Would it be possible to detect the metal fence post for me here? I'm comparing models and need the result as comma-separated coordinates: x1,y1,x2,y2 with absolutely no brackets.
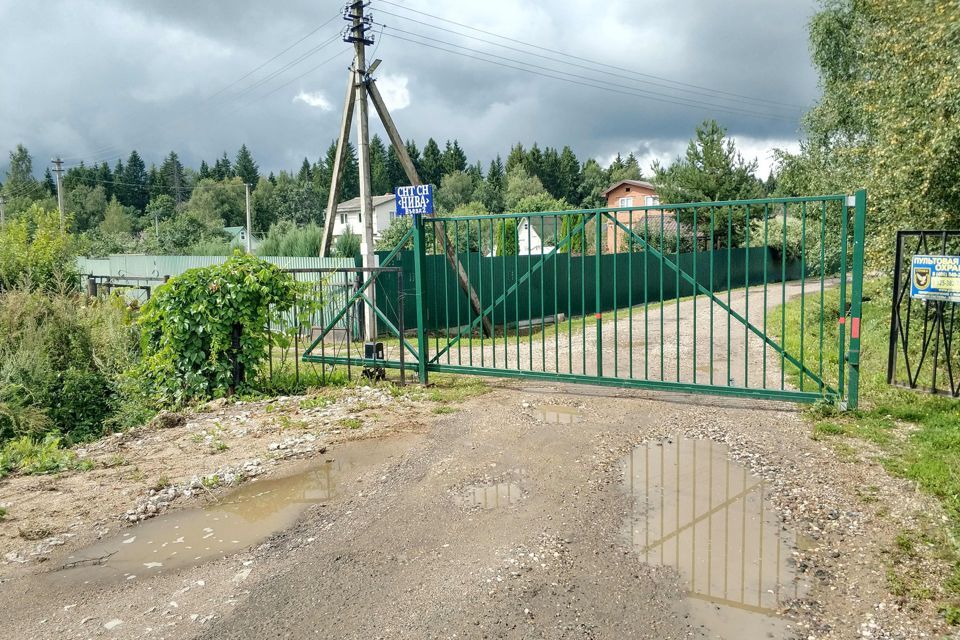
846,189,867,409
412,214,429,384
595,212,603,378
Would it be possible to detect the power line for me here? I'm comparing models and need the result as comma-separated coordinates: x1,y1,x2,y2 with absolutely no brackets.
64,13,346,168
374,0,806,111
206,12,343,100
374,7,803,115
376,28,798,122
376,23,797,119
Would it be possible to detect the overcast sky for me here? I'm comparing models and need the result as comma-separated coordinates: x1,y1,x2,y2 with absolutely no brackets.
0,0,821,183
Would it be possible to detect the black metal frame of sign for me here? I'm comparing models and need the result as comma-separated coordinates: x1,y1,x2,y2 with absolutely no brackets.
888,230,960,397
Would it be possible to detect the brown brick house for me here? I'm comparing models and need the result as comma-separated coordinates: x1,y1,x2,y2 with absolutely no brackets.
601,179,676,253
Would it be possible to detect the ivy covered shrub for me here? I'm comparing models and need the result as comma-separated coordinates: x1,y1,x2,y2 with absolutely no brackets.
137,253,298,405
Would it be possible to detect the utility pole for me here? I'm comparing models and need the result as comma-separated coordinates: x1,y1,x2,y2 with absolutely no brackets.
320,1,491,338
0,194,6,228
51,157,65,231
347,0,377,338
245,183,253,253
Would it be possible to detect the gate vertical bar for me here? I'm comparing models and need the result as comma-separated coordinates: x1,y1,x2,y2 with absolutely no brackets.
412,214,429,384
846,189,867,409
596,212,603,378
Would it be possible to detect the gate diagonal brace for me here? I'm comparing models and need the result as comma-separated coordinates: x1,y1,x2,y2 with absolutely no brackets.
301,263,418,362
605,213,833,395
429,213,589,364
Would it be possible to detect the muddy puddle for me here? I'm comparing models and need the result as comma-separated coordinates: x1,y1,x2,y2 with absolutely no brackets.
624,438,809,639
457,469,526,509
534,405,580,424
54,439,406,585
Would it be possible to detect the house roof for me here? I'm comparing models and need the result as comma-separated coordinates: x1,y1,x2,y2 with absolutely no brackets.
334,193,396,213
602,179,657,197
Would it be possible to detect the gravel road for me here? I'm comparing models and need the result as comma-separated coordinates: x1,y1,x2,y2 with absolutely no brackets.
0,283,947,639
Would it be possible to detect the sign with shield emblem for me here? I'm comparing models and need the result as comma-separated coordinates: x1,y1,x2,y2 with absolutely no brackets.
910,254,960,302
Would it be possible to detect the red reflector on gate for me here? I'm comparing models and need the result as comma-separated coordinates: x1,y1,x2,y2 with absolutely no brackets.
851,317,861,339
838,317,846,325
595,313,602,320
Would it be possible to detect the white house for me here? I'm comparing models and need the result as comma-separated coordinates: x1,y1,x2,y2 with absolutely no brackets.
330,193,398,242
518,218,555,255
489,217,556,256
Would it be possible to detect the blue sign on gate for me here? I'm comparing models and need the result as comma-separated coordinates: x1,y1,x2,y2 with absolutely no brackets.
394,184,434,216
910,254,960,303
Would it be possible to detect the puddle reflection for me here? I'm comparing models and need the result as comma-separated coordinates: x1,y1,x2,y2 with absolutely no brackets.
57,457,355,584
534,405,580,424
625,438,808,638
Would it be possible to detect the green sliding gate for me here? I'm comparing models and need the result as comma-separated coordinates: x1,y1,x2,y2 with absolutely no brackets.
303,191,867,407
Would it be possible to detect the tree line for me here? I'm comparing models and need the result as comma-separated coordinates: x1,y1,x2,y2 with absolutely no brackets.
1,121,773,258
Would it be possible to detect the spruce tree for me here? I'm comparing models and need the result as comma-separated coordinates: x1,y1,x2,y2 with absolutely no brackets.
557,146,582,204
505,143,525,174
370,135,391,194
420,138,443,187
298,157,312,183
121,150,149,211
159,152,186,205
42,167,56,196
96,162,114,200
235,144,260,186
198,160,212,181
441,139,467,175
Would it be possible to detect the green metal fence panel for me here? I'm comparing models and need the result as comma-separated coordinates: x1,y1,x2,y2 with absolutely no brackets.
305,193,866,408
373,247,805,333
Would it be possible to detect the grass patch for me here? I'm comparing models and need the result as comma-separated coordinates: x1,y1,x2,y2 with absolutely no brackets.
770,277,960,623
0,435,92,478
299,393,336,410
338,417,362,430
424,376,490,404
151,474,172,492
432,405,457,415
0,506,7,520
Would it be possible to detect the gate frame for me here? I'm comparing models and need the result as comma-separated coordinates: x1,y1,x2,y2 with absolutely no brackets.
304,191,867,408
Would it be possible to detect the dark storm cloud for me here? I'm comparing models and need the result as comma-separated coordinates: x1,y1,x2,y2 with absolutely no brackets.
0,0,820,180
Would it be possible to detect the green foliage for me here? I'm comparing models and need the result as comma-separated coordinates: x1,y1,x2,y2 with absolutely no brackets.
748,215,805,261
495,218,518,256
437,171,476,212
234,144,260,187
137,253,298,404
375,216,414,252
0,204,76,291
0,434,83,478
793,0,960,267
255,221,324,257
185,177,245,228
100,197,135,234
558,213,584,254
505,166,547,210
619,217,696,254
771,279,960,622
0,289,141,444
333,229,361,259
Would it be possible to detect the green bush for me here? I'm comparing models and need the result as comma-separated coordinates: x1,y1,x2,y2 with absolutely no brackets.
137,253,298,405
0,289,140,445
256,221,325,257
0,204,76,291
749,215,804,261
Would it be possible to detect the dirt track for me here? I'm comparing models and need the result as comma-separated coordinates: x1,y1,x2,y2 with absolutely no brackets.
0,285,948,639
